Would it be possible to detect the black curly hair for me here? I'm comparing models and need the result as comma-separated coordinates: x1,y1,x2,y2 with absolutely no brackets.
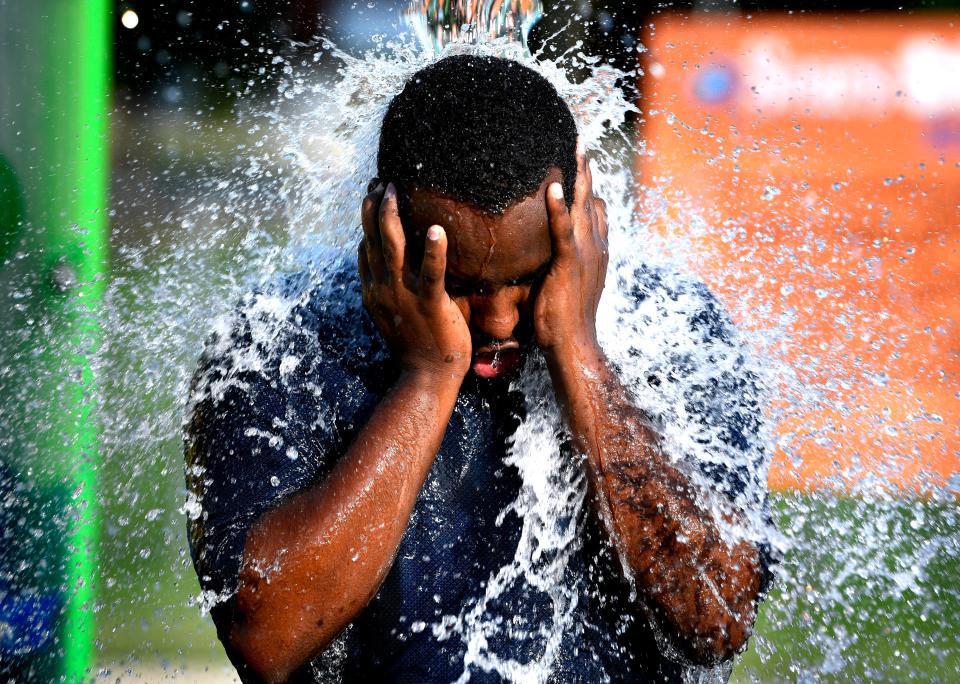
377,54,578,215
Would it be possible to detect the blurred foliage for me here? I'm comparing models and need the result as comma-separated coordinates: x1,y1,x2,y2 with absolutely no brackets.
0,155,23,265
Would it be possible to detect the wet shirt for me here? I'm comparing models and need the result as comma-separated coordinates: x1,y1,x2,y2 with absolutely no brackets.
185,253,776,684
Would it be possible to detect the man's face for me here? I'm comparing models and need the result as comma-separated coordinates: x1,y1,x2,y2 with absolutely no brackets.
402,168,563,380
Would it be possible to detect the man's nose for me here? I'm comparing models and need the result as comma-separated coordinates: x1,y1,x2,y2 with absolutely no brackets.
469,288,522,341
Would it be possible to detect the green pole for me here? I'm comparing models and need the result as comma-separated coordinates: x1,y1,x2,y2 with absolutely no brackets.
42,2,111,680
0,1,109,680
51,4,110,679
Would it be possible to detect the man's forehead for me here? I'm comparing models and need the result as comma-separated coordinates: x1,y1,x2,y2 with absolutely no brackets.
445,240,551,283
439,197,552,281
405,177,556,280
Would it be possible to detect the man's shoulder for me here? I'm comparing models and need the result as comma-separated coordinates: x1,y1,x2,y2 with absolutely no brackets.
606,260,756,398
615,261,737,345
605,259,770,504
194,252,382,388
237,252,370,352
184,250,392,462
286,249,374,347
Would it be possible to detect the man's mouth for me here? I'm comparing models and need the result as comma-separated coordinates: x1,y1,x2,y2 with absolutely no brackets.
471,341,521,379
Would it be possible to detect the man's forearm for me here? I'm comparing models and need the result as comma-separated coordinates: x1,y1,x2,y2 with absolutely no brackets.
546,341,763,665
230,368,463,683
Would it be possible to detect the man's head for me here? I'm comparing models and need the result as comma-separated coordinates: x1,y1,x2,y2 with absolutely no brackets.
378,54,577,214
376,55,578,379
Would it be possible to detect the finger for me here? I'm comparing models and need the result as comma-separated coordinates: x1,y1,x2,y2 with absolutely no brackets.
357,239,372,285
366,176,381,193
362,184,386,277
358,242,374,311
379,183,406,278
594,196,608,243
595,202,609,273
574,139,593,208
546,182,576,264
420,225,448,302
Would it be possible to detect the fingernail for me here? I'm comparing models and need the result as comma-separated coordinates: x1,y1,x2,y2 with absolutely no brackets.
427,225,442,241
577,139,585,156
385,182,396,198
549,183,564,200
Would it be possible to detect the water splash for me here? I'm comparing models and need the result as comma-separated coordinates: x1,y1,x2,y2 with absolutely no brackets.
403,0,543,54
433,358,586,683
2,4,952,681
180,34,782,681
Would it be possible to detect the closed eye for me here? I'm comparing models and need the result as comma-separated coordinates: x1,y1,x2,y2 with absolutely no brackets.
446,262,550,296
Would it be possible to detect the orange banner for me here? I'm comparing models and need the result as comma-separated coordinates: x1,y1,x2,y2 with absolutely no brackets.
639,14,960,492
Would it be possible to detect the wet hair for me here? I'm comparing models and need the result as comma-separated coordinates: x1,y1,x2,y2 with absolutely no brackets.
377,54,577,215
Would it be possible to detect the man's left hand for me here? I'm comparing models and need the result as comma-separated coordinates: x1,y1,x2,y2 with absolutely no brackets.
534,146,609,360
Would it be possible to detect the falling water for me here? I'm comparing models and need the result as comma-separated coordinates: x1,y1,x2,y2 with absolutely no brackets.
403,0,543,54
167,11,960,676
0,1,957,681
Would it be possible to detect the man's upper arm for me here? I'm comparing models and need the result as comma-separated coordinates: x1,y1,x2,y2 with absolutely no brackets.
183,291,378,612
185,369,323,601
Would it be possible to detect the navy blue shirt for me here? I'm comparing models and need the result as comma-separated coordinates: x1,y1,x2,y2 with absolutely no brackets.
185,252,775,683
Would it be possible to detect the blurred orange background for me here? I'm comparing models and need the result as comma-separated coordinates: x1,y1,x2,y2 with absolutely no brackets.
638,15,960,492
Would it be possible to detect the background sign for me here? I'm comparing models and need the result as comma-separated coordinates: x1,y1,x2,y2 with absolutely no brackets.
639,15,960,492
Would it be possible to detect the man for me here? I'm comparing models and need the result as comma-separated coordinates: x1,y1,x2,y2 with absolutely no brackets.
185,54,777,683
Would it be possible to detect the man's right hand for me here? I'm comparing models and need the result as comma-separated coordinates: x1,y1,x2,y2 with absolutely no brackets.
359,182,472,380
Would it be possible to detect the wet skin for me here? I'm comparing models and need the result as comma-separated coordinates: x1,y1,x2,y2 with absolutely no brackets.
227,150,766,683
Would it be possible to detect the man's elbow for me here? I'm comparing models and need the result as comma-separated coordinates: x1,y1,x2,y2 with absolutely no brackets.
673,546,768,665
674,614,753,666
226,589,326,684
228,619,297,684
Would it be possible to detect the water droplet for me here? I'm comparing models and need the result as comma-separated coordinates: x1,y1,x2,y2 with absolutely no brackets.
761,185,781,201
